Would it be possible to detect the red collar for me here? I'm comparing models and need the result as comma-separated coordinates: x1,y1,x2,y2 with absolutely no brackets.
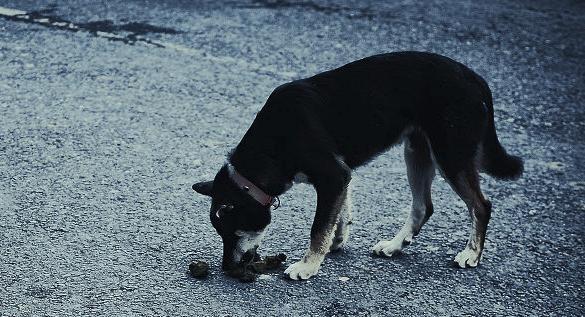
227,164,276,207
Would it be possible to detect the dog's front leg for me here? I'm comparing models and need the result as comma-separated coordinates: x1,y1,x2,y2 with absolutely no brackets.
285,167,351,280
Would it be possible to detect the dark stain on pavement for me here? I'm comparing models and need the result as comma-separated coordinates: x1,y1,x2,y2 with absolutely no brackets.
78,20,181,35
0,7,181,46
240,0,374,19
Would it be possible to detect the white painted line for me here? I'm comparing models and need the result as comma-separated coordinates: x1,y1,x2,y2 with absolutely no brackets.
96,31,125,40
0,5,297,79
0,7,26,16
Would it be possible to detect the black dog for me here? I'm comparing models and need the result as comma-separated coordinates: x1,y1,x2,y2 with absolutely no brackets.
193,52,523,280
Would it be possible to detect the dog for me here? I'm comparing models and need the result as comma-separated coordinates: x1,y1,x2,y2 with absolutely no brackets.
192,51,523,280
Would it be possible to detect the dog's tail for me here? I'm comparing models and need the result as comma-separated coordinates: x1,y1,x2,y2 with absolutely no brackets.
479,84,524,180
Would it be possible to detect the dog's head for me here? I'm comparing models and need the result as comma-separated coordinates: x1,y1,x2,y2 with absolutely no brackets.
193,164,271,270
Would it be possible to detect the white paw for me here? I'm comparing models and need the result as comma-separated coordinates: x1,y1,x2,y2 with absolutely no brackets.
372,238,409,257
454,247,481,268
284,259,321,280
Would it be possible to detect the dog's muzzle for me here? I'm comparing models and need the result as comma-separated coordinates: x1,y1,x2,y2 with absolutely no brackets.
222,246,259,270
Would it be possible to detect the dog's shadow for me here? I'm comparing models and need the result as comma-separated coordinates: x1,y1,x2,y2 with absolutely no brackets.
369,250,409,260
328,248,412,264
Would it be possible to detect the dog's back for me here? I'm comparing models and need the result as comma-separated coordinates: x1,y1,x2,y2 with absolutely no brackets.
262,52,521,180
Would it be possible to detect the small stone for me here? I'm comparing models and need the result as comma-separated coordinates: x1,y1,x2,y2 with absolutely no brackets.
426,245,440,252
339,276,350,282
546,161,565,171
257,274,272,280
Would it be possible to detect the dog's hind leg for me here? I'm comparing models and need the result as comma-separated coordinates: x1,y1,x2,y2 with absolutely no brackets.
443,166,492,268
373,130,435,257
330,181,352,251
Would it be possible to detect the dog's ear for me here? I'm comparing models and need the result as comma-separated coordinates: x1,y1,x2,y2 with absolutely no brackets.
192,181,213,197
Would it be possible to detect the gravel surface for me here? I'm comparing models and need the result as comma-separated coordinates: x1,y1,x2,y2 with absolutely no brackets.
0,0,583,316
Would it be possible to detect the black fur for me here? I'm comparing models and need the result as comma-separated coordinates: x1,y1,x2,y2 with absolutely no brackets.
193,51,523,272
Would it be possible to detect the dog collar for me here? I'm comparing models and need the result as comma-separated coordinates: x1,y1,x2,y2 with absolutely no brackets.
227,164,278,208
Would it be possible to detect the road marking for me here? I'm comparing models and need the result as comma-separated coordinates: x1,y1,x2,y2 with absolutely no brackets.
0,7,26,16
0,5,297,79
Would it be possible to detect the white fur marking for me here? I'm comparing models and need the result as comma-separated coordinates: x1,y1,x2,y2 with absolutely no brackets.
233,229,265,263
284,251,324,280
286,173,349,280
331,183,353,251
454,211,482,268
372,232,413,257
454,247,480,268
293,172,310,184
372,215,415,257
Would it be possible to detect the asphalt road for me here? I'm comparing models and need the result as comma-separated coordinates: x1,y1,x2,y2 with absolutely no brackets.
0,0,584,316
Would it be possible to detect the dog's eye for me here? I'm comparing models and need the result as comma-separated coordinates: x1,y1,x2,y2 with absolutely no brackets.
215,204,235,218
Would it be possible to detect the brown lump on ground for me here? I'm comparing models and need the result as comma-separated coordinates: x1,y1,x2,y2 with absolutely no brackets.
189,260,209,279
225,253,287,283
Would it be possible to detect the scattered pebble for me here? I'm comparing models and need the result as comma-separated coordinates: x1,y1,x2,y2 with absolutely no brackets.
568,181,585,190
339,276,350,282
257,274,272,281
546,161,565,171
426,245,440,252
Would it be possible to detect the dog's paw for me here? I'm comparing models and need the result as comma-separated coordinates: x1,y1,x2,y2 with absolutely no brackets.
454,247,480,268
372,239,409,257
284,260,321,280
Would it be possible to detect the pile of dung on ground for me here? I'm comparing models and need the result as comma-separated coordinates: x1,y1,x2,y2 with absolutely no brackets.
188,253,287,283
225,253,287,283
